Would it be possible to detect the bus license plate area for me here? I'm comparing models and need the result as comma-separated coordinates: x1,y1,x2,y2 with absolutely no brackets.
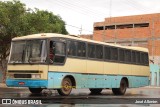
18,82,25,85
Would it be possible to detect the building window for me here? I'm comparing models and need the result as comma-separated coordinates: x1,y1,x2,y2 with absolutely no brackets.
105,25,115,30
134,23,149,28
117,24,133,29
94,26,104,30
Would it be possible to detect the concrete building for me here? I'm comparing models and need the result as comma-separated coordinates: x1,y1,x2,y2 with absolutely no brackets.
93,13,160,65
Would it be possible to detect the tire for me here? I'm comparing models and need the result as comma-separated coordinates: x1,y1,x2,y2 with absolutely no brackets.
112,79,127,95
89,88,103,94
29,88,43,94
57,77,72,96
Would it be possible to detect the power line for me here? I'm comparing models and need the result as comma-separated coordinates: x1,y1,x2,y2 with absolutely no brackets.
66,23,117,39
123,0,151,13
61,0,109,17
48,0,107,19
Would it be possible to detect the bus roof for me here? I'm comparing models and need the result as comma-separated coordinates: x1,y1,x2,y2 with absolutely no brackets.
12,33,148,52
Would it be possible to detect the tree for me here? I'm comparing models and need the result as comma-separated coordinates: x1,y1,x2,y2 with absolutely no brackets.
0,0,68,82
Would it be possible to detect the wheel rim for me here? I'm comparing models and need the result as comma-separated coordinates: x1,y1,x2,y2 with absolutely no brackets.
62,79,72,94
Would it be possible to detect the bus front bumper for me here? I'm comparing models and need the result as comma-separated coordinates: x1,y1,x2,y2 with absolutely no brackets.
6,79,48,88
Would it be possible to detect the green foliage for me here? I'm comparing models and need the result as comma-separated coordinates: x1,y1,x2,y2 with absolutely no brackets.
0,0,68,80
23,9,68,35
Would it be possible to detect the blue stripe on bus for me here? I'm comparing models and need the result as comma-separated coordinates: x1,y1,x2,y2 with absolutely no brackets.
6,72,149,89
6,79,48,88
48,72,149,89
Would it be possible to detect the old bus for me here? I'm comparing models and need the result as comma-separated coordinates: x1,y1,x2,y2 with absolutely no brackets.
6,33,150,96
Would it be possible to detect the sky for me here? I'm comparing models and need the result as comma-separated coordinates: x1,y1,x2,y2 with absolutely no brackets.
2,0,160,35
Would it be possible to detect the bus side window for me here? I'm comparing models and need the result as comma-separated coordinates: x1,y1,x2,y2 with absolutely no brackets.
119,49,125,62
144,53,149,65
104,46,111,60
54,42,66,64
136,52,140,64
132,51,136,64
68,40,77,56
77,42,86,57
88,44,96,58
111,47,118,61
96,45,103,59
125,50,131,63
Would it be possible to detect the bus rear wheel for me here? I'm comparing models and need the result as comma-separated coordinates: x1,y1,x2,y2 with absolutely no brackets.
89,88,103,94
29,88,43,94
57,77,72,96
112,79,127,95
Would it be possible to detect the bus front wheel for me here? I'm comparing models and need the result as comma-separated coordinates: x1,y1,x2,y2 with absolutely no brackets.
29,88,43,94
57,77,72,96
112,79,127,95
89,88,103,94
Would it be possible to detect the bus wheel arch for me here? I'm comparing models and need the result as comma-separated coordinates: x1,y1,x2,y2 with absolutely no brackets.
64,75,76,88
122,77,129,88
112,77,128,95
29,88,43,94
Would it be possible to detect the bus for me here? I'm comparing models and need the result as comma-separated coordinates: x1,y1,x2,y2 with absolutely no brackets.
6,33,150,96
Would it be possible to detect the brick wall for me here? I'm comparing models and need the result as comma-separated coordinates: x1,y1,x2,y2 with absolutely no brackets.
93,13,160,64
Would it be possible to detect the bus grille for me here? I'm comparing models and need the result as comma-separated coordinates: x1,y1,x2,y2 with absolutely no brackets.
14,74,31,78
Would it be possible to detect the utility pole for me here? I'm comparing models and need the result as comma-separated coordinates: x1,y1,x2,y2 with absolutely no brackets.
79,25,82,35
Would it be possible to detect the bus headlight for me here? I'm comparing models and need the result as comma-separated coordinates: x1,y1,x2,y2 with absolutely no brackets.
32,74,41,79
8,74,14,78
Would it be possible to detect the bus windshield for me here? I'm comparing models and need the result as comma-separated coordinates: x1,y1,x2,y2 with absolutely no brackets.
9,40,47,64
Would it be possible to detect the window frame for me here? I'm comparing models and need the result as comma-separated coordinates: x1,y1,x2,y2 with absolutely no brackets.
49,37,149,66
49,39,67,65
